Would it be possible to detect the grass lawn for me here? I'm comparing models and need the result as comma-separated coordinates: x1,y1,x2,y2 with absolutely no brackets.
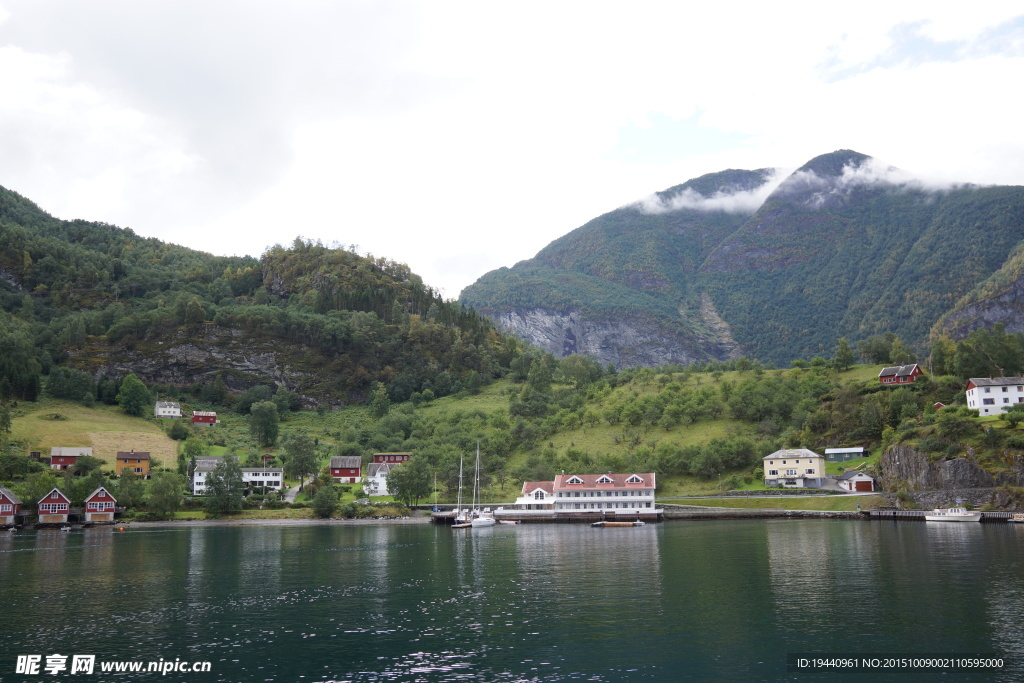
171,508,315,521
10,398,177,469
675,495,885,511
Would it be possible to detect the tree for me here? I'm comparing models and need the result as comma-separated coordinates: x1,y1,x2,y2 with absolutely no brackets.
204,455,244,514
115,469,145,508
833,337,855,372
116,373,151,417
182,437,209,460
282,433,319,491
1004,403,1024,429
0,404,11,435
386,455,431,506
368,382,392,419
249,401,279,446
312,485,339,518
147,472,185,519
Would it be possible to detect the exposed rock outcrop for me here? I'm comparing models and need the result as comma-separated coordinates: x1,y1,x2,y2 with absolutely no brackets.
878,445,998,490
493,306,738,369
70,325,323,406
939,273,1024,338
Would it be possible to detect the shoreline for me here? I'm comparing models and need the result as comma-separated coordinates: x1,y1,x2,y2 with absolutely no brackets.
79,516,434,530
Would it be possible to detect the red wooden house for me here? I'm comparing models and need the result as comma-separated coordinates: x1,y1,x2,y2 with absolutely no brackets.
37,488,71,524
878,364,923,385
0,487,22,526
191,411,219,426
372,452,411,465
330,456,362,483
84,487,117,523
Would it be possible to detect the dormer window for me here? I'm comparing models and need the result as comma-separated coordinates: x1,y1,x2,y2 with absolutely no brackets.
625,475,643,484
566,476,584,485
533,490,546,499
596,475,613,484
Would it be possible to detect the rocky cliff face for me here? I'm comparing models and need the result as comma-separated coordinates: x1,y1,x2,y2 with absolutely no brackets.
71,325,323,405
493,304,739,368
878,444,1024,490
939,273,1024,338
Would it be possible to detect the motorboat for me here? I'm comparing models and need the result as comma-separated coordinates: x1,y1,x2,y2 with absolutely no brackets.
924,507,982,522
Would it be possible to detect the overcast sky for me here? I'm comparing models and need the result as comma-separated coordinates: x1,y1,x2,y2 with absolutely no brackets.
2,2,1023,298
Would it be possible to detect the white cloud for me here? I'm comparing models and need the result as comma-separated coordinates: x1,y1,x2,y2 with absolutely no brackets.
635,171,783,215
0,2,1022,297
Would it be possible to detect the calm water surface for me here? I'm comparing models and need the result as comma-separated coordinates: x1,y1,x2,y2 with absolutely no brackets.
1,520,1022,682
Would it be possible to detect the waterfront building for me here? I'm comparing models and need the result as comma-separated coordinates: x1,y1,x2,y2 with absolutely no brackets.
37,488,71,524
84,487,117,523
0,487,22,525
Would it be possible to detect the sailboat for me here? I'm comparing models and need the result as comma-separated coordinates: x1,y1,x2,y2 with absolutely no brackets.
469,443,496,527
452,452,472,528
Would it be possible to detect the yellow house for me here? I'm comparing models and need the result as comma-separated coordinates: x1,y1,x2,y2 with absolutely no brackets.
763,448,826,488
116,451,151,478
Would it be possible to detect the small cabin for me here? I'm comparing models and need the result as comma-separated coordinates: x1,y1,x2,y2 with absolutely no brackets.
84,487,117,523
37,488,71,524
330,456,362,483
191,411,219,425
825,447,864,462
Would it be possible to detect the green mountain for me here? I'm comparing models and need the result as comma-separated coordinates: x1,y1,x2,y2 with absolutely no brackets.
0,185,518,405
461,150,1024,366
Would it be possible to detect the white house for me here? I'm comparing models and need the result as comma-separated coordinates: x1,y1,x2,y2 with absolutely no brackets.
836,471,875,492
154,401,182,418
965,377,1024,416
193,466,284,494
364,462,394,496
550,472,658,515
763,448,826,488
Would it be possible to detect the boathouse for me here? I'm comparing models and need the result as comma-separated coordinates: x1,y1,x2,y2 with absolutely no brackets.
84,487,117,523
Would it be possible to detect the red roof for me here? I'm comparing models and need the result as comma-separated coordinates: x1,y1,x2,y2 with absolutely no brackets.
521,481,553,495
553,473,655,491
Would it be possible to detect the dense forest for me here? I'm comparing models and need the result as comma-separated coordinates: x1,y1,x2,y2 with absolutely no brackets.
0,185,519,406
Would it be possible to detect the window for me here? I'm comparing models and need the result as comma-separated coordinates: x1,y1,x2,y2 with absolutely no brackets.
785,469,798,476
533,490,545,500
566,476,584,485
983,398,995,405
985,387,991,393
597,475,613,484
805,469,815,475
626,475,643,483
768,470,778,476
1,504,11,512
1005,398,1010,404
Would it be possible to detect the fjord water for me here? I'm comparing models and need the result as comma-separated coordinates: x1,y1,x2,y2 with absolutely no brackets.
2,520,1023,682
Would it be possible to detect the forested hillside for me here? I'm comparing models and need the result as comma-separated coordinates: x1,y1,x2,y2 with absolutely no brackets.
0,185,519,406
462,150,1024,367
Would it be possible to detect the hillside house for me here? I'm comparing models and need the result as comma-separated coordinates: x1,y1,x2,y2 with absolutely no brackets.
116,451,151,478
837,471,875,492
878,364,923,385
49,447,92,471
37,488,71,524
965,377,1024,416
763,448,826,488
330,456,362,484
825,447,864,462
154,401,182,418
0,487,22,526
84,487,117,523
550,472,658,515
373,452,411,465
191,411,219,426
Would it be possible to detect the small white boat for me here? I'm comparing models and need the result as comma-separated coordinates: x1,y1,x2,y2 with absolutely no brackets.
498,520,520,525
925,507,982,522
592,520,646,527
1011,513,1024,523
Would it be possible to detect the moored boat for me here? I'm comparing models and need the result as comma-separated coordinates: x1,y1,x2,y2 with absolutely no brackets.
1011,513,1024,523
924,507,982,522
592,521,646,527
